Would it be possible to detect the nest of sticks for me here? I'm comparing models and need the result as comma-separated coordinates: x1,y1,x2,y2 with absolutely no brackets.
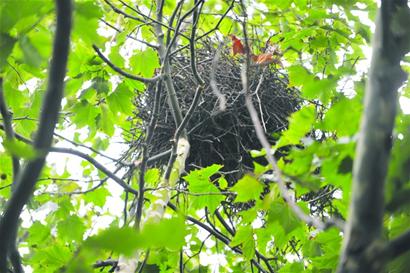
130,41,301,182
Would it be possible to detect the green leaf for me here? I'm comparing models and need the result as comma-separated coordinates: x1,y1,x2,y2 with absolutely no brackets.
31,243,72,272
71,100,100,128
85,227,142,256
91,77,110,94
19,36,42,67
97,104,115,136
288,65,312,87
27,221,51,246
230,225,255,260
73,12,103,45
322,96,361,136
278,262,304,273
276,106,316,149
107,83,134,115
75,1,102,18
129,48,160,78
2,139,37,159
310,228,341,269
145,168,161,186
268,201,302,234
83,187,111,207
142,216,187,250
184,164,224,212
303,77,337,104
231,174,264,202
218,176,228,189
57,215,86,242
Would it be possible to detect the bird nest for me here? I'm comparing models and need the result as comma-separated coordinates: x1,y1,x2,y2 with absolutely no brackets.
130,41,301,182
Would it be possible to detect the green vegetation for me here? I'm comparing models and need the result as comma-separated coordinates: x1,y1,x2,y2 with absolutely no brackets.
0,0,410,272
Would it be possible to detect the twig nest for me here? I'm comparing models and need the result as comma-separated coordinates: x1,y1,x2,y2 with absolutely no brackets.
132,41,300,182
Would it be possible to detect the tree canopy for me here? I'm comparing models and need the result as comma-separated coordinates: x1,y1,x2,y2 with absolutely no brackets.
0,0,410,273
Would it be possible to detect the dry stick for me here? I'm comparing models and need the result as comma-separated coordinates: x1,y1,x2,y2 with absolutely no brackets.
161,0,205,66
92,45,162,84
0,0,72,271
103,0,145,23
170,0,235,57
0,126,138,195
210,42,227,111
135,82,163,229
189,0,205,86
238,0,326,231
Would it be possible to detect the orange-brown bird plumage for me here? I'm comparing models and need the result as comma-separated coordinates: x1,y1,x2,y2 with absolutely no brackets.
229,34,245,55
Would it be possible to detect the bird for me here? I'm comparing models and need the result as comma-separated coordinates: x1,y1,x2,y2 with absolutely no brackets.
229,34,245,55
229,35,283,66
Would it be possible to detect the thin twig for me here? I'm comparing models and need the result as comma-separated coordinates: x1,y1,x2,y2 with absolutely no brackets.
170,0,235,56
168,202,268,273
210,42,227,111
189,0,205,86
135,82,163,228
53,132,129,165
92,45,162,83
0,125,138,195
99,18,158,49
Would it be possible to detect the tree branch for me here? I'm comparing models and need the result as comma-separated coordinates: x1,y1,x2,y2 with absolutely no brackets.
0,0,72,271
135,82,163,228
337,0,410,272
168,203,269,273
92,45,162,83
0,78,20,186
163,85,202,181
170,0,235,57
154,0,184,126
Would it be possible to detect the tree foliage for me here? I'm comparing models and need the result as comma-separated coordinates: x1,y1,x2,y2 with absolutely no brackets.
0,0,410,273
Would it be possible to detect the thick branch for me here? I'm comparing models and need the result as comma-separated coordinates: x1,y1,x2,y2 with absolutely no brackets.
0,0,72,271
337,1,409,272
